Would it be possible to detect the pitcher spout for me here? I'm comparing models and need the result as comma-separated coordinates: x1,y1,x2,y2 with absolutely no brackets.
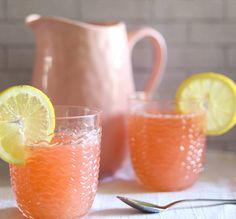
25,14,42,28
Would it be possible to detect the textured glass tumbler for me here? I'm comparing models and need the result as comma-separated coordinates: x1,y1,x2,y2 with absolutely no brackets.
10,106,102,219
128,95,206,191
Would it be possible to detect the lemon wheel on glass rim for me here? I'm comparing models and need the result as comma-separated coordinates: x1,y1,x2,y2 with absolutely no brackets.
176,72,236,136
0,85,55,164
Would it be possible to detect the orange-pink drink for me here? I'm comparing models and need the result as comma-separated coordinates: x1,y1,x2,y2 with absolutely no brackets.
128,99,206,191
10,139,100,219
9,106,102,219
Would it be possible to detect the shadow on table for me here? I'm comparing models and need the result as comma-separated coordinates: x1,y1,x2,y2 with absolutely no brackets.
0,160,11,188
199,151,236,190
0,207,26,219
98,179,150,194
89,207,143,217
90,204,236,218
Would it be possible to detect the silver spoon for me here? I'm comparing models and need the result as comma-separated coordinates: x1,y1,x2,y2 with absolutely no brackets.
117,196,236,214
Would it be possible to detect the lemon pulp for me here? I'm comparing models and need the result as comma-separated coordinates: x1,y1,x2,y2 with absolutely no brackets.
0,85,55,164
176,72,236,136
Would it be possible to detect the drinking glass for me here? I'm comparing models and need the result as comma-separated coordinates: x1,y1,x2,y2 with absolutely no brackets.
10,106,102,219
128,93,206,191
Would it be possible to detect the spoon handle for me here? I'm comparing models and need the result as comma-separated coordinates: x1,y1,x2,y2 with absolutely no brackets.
166,199,236,209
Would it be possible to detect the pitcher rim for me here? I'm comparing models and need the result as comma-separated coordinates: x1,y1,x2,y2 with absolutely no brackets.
25,14,126,30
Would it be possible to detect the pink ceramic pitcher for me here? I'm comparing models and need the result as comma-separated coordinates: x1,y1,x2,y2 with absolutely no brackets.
26,14,167,178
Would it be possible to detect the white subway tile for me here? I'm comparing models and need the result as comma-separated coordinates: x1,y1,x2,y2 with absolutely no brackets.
151,0,223,19
0,0,4,19
185,67,228,75
128,23,187,43
225,72,236,82
0,24,33,44
127,36,153,50
6,0,81,19
80,0,151,20
134,68,198,98
132,47,153,69
133,67,183,94
158,70,187,97
191,24,236,43
227,48,236,67
133,71,150,91
226,0,236,18
0,48,5,68
0,71,31,90
7,48,34,69
168,46,224,68
133,69,169,92
154,24,187,43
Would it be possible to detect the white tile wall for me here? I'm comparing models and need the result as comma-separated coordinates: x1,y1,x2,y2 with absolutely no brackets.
152,24,188,43
0,71,31,90
0,0,235,150
0,48,5,69
6,0,82,20
227,47,236,67
0,24,33,45
80,0,151,20
133,68,187,97
226,0,236,18
157,69,187,97
7,47,34,69
151,0,223,19
0,0,4,19
128,23,188,44
191,24,236,43
132,47,153,69
226,72,236,82
168,46,224,68
133,72,151,91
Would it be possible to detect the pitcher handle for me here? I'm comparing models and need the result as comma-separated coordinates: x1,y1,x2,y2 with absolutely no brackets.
128,28,167,94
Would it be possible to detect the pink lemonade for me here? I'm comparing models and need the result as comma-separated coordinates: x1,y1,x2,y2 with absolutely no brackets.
10,139,100,219
129,111,206,191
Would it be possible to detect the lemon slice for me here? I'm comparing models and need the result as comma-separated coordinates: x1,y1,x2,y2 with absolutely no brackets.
0,85,55,164
176,72,236,136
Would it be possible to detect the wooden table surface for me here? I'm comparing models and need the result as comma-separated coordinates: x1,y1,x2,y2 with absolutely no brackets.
1,149,236,219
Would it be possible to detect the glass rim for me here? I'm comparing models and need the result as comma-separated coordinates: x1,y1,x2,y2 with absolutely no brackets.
129,93,204,105
128,93,207,116
53,105,102,120
0,105,102,123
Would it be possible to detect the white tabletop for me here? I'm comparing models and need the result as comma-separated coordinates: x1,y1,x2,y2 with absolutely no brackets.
1,149,236,219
